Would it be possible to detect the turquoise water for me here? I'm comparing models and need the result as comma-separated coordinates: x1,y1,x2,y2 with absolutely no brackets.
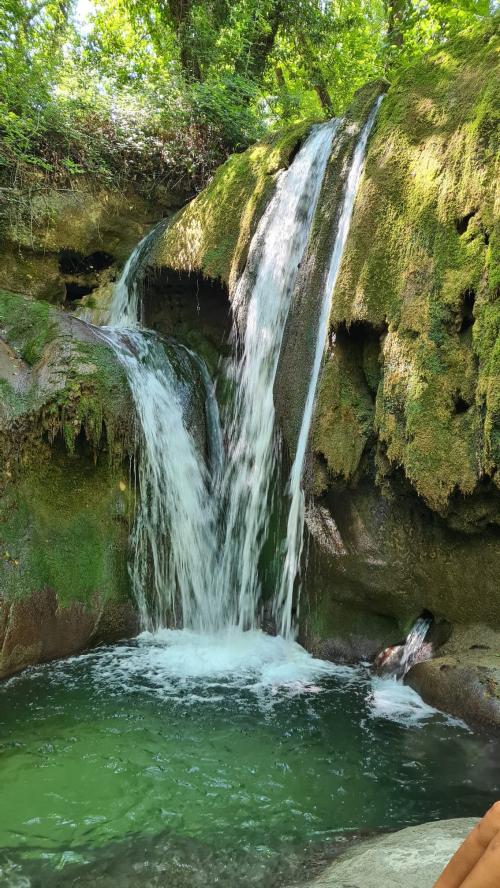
0,631,498,887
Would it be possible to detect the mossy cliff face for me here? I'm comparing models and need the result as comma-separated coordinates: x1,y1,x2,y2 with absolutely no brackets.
0,186,166,307
302,21,500,724
0,291,137,677
147,21,499,727
313,19,499,524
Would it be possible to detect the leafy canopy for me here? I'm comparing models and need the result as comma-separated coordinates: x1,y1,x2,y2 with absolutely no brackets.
0,0,494,201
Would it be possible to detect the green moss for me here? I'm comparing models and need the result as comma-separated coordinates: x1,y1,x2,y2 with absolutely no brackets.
314,19,500,516
0,289,57,365
0,291,132,462
152,120,315,289
0,450,132,607
313,342,375,486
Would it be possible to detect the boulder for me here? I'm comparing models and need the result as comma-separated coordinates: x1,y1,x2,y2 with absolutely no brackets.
299,818,478,888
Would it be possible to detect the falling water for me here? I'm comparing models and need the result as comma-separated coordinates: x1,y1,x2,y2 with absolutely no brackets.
108,222,166,329
98,102,382,636
399,615,433,676
373,614,433,680
100,235,223,632
216,122,338,629
274,97,384,638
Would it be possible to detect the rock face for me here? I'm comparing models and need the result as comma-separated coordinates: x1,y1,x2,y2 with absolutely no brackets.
406,625,500,729
299,818,478,888
0,185,166,308
0,291,138,677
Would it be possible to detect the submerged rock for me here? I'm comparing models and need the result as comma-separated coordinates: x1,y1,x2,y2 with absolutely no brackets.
299,818,478,888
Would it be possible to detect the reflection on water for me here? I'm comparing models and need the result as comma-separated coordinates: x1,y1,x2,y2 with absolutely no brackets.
0,631,499,887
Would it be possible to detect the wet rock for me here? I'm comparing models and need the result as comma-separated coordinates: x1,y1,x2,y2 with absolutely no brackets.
0,290,138,677
0,588,137,679
406,626,500,730
299,818,478,888
302,484,500,632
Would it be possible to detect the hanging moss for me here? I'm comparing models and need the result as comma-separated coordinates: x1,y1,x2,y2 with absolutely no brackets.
313,19,499,518
0,290,132,466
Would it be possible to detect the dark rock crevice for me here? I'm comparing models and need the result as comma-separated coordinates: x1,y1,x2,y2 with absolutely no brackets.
142,266,232,375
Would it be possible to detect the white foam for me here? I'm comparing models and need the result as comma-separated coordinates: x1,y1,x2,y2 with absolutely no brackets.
367,676,464,727
86,629,354,700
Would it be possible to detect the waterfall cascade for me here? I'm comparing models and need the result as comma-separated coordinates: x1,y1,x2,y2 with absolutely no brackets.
373,615,434,680
98,102,381,637
275,97,384,637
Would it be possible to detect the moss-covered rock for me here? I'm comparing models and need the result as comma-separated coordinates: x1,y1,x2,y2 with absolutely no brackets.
0,186,167,307
0,291,137,677
151,121,315,292
313,19,499,521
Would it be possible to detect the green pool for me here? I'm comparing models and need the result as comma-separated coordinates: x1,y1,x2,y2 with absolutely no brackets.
0,630,498,887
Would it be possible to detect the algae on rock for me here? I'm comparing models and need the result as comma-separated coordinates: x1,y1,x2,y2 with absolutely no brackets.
151,121,315,292
0,291,137,677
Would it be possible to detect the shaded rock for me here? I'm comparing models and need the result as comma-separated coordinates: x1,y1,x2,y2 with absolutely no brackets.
0,186,168,307
299,818,478,888
406,625,500,729
302,483,500,631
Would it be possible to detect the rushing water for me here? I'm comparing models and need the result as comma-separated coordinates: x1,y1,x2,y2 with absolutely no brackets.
1,634,499,887
274,98,383,638
100,110,378,637
100,118,344,634
216,122,337,630
101,329,221,631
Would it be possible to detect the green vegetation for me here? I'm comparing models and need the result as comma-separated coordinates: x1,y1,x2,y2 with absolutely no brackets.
0,0,493,235
0,289,56,364
153,120,313,286
0,290,132,459
312,18,499,519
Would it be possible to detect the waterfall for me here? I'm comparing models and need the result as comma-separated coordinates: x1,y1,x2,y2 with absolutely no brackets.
108,223,166,329
96,100,382,637
373,615,433,680
274,97,384,638
100,237,223,632
215,121,338,630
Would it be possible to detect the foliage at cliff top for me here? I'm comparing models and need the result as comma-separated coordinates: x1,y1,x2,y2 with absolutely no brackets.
0,0,493,220
313,16,499,522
